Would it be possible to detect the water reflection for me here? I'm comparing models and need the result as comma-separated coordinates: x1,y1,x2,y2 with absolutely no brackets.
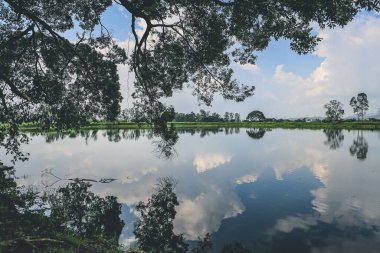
323,129,344,149
193,153,233,173
34,128,242,143
41,168,117,187
349,131,368,160
1,129,380,252
246,128,267,139
0,127,247,163
28,128,245,159
0,163,124,252
0,127,29,162
211,169,323,252
38,128,171,158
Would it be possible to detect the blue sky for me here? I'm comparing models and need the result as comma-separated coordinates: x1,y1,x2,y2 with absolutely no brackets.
94,6,380,119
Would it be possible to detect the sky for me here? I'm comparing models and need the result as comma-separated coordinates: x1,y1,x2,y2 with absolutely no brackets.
94,5,380,119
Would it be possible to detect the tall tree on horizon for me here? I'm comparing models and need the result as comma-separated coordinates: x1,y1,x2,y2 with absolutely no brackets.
350,93,369,120
324,100,344,121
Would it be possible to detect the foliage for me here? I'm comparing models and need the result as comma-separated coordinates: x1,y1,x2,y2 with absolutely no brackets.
15,120,380,132
1,1,379,161
191,233,213,253
174,110,240,122
47,180,124,242
132,178,255,253
0,163,124,252
0,162,47,242
350,93,369,120
0,125,30,162
220,243,252,253
1,0,379,129
0,0,126,129
134,177,188,253
324,100,344,121
131,178,249,253
246,110,265,122
123,0,379,126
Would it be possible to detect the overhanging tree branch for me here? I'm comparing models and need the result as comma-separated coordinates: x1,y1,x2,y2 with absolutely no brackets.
0,24,35,48
0,70,31,101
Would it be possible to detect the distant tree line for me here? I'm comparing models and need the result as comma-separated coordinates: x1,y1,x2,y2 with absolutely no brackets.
38,92,378,124
173,110,241,122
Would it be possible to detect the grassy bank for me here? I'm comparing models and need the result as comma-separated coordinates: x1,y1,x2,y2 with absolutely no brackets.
169,121,380,130
13,120,380,132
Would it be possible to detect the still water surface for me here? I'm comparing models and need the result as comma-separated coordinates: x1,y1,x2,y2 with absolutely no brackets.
2,128,380,252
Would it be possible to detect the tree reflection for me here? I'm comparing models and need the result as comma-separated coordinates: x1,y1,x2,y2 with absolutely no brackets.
47,181,124,242
349,131,368,160
25,128,245,159
2,164,254,253
220,243,252,253
133,177,253,253
0,163,124,252
134,177,188,252
0,127,29,162
323,129,344,149
246,128,266,139
0,162,41,245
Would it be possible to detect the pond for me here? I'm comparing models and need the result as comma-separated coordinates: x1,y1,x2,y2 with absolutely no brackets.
2,128,380,252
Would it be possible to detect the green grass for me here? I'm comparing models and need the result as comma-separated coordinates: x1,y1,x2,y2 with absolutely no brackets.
87,121,379,130
1,234,125,253
9,120,380,132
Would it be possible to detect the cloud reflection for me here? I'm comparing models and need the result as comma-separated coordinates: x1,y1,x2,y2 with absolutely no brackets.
193,153,233,173
272,214,317,233
235,174,258,185
174,187,244,240
3,129,380,251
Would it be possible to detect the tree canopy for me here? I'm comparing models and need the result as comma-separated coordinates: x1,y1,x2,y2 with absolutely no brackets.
1,0,379,129
246,110,265,122
324,100,344,121
350,93,369,120
0,0,126,129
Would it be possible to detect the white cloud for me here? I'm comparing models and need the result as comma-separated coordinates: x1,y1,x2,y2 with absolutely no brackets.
160,15,380,118
237,63,261,73
257,15,380,118
193,153,233,173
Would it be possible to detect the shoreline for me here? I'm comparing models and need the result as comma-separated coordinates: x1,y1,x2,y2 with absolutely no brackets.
13,121,380,132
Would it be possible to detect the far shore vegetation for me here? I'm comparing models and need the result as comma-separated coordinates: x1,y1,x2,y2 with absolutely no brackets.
5,92,377,132
7,118,380,132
